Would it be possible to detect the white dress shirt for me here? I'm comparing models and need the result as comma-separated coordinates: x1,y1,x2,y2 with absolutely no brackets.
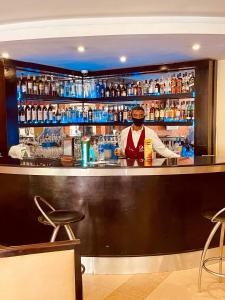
119,126,180,158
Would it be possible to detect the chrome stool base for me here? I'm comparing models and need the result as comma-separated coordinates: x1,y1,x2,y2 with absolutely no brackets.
198,214,225,292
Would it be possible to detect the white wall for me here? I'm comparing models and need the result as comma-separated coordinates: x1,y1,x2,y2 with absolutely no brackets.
216,60,225,156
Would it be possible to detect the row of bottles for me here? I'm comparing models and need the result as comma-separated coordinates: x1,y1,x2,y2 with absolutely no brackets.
18,100,194,125
17,70,195,100
95,71,195,98
143,100,194,122
17,73,84,98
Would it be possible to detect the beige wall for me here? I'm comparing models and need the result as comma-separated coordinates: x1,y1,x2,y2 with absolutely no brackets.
0,249,75,300
216,60,225,156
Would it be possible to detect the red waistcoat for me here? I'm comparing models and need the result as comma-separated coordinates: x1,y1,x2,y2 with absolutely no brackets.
125,127,145,159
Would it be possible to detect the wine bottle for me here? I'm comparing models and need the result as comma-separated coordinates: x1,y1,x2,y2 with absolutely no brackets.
25,102,31,123
31,102,37,123
27,74,33,95
21,73,27,95
37,102,43,123
43,102,48,123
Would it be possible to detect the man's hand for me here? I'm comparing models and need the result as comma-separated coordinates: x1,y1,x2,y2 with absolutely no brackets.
114,148,125,157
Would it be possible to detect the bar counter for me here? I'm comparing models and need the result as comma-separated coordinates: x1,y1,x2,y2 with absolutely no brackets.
0,156,224,261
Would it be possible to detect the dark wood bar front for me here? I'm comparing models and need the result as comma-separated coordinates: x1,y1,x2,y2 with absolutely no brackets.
0,157,224,257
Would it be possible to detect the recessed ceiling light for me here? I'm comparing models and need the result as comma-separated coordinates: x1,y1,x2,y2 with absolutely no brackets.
192,44,200,51
77,46,85,53
1,52,9,58
120,56,127,63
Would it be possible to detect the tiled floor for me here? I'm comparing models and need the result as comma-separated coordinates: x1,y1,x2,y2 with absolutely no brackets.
83,264,225,300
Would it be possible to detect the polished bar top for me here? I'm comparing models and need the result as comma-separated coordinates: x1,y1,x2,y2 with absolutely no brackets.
0,156,225,176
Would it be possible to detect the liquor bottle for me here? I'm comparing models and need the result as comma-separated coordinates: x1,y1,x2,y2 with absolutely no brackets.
128,107,132,121
171,101,176,120
127,83,133,96
110,84,116,98
83,107,88,122
31,102,37,123
88,107,93,122
133,82,138,96
100,80,105,98
123,106,128,122
18,103,25,123
150,102,155,121
56,106,61,123
17,75,22,97
32,76,39,95
164,77,171,94
145,104,150,121
113,106,118,122
143,80,149,95
171,74,176,94
176,73,182,94
39,77,44,95
188,71,195,92
164,101,170,121
159,78,165,94
59,81,64,97
116,84,121,97
65,80,70,97
96,80,101,98
44,76,50,96
159,103,165,121
27,74,33,94
175,101,181,121
108,106,114,122
43,103,48,123
154,102,160,121
154,80,160,94
105,82,110,97
48,104,54,123
21,73,27,95
25,102,31,123
55,79,60,96
137,81,142,96
37,102,43,123
121,83,127,97
182,73,187,93
118,105,123,123
147,80,153,94
70,79,76,97
190,101,195,120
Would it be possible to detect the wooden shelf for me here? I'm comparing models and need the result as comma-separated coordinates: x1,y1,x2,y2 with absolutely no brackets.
20,92,195,104
18,120,194,128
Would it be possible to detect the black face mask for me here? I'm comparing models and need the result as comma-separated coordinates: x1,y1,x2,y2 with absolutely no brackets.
132,117,145,127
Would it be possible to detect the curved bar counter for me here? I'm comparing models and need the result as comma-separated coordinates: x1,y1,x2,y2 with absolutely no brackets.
0,156,224,273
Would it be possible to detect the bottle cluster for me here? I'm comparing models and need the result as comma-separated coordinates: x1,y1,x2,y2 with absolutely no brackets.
17,73,84,98
17,71,195,100
95,71,195,98
18,100,194,125
144,100,194,122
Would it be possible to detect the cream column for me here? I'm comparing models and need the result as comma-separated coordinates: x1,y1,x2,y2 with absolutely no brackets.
216,60,225,156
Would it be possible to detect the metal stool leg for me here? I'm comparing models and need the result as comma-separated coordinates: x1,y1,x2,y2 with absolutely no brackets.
64,225,85,274
50,225,60,242
198,221,221,292
219,223,225,282
64,225,76,240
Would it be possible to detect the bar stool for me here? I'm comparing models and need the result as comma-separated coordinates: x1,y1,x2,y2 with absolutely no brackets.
34,195,85,273
198,207,225,291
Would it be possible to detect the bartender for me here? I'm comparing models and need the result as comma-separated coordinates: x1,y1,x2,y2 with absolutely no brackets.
116,106,180,159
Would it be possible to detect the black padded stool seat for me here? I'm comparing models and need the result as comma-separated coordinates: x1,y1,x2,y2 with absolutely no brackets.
203,210,225,222
39,210,85,225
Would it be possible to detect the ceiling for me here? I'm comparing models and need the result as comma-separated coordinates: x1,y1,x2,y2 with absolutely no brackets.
0,0,225,24
1,1,225,71
0,34,225,71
